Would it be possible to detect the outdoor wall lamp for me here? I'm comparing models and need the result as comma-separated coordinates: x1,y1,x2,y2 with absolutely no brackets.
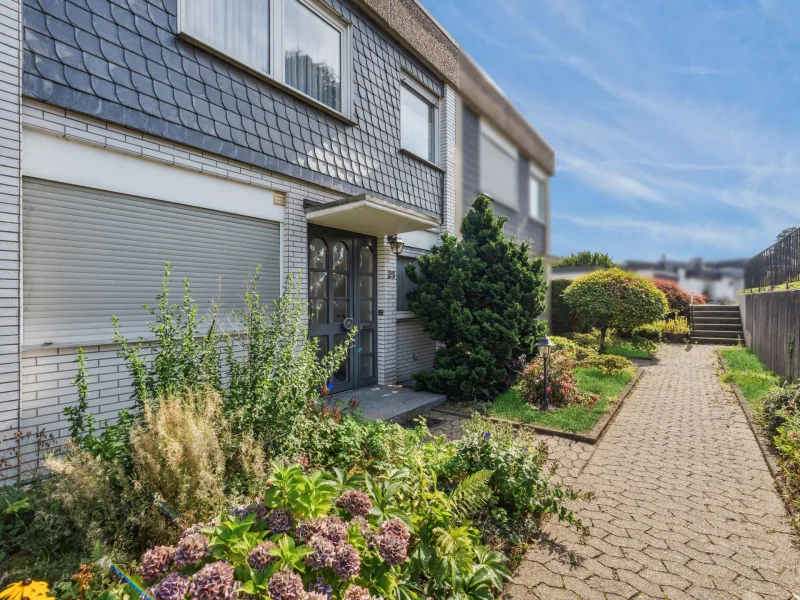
388,234,405,256
536,334,553,411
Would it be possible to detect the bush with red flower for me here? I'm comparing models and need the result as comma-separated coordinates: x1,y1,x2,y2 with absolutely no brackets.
651,278,706,315
517,351,579,408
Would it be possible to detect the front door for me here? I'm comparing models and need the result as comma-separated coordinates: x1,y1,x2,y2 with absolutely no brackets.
308,227,377,393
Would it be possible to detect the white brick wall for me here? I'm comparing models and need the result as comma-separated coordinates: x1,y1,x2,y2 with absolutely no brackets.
441,85,457,235
0,0,22,481
396,318,435,383
376,237,397,385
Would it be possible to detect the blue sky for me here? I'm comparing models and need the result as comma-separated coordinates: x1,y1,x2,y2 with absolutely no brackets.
423,0,800,262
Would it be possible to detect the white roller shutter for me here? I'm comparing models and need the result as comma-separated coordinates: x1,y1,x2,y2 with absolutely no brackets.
22,179,281,348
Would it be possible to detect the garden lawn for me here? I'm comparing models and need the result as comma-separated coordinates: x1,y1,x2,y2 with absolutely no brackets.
488,367,634,433
720,347,779,407
603,343,651,359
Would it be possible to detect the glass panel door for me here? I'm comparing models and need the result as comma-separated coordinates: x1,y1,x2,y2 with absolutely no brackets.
308,228,377,394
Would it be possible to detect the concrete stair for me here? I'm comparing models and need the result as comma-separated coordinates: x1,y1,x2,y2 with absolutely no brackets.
690,305,744,346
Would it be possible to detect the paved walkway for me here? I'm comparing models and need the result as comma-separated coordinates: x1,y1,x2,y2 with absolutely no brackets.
434,344,800,599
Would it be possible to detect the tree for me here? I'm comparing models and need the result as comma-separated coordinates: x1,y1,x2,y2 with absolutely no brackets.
407,195,547,402
777,226,798,242
563,268,668,352
555,251,615,269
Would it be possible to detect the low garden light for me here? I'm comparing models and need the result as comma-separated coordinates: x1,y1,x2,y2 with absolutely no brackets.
536,335,553,411
387,234,405,256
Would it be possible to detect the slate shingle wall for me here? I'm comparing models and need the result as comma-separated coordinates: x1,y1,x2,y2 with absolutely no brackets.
20,0,444,216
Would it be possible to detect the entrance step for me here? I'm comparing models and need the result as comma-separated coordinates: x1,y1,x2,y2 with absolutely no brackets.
330,385,446,425
693,304,740,313
692,322,743,332
690,305,743,346
692,336,743,346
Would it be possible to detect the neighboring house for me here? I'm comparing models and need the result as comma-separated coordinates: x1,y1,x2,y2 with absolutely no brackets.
1,0,461,469
624,257,746,303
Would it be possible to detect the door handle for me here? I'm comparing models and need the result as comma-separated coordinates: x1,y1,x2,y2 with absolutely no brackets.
342,317,355,331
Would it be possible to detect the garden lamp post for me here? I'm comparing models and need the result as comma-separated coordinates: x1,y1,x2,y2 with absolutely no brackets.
536,335,553,411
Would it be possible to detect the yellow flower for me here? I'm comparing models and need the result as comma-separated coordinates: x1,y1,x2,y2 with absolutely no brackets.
0,580,55,600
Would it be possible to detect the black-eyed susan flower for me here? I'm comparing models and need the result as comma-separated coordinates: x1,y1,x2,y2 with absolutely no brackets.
0,579,55,600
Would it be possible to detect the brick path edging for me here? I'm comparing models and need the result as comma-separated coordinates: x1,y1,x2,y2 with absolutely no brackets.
436,367,645,444
716,349,800,531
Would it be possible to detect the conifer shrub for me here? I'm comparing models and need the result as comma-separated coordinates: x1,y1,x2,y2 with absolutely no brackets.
407,196,547,402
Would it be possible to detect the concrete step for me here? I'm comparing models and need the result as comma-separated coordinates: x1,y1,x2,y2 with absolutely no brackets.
693,305,740,313
689,329,743,339
693,316,742,324
692,322,743,332
692,311,742,319
692,336,742,346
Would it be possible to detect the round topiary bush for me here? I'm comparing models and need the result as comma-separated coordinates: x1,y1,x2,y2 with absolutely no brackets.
563,269,668,352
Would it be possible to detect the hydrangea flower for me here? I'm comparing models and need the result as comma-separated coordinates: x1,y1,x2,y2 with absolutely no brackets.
175,533,210,567
331,544,360,580
350,516,377,547
295,517,324,543
268,509,295,534
188,561,236,600
377,533,408,566
319,515,348,544
335,490,372,518
378,518,410,543
267,569,305,600
247,540,278,571
305,535,335,570
229,501,267,521
146,572,190,600
342,585,371,600
139,546,176,582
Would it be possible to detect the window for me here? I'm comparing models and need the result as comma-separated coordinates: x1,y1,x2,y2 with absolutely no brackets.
179,0,352,117
529,163,546,222
400,73,439,164
479,119,518,210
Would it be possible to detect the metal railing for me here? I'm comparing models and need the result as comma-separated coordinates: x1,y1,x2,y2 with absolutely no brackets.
744,228,800,290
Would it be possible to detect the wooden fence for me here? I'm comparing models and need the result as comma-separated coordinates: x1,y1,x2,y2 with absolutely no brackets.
740,289,800,381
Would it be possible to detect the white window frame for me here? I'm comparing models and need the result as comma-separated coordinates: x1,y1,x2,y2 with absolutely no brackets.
399,70,441,168
178,0,354,122
529,162,546,223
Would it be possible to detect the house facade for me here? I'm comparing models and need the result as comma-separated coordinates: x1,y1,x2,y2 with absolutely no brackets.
1,0,461,468
0,0,555,472
624,257,745,304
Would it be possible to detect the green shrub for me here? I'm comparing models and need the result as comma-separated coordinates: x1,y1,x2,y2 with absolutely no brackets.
761,384,800,439
633,322,663,341
584,354,634,376
518,351,579,408
563,268,668,351
555,251,615,268
570,330,601,350
774,413,800,514
407,195,547,402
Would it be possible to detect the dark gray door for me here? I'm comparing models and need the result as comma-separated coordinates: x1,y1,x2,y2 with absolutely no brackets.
308,227,377,393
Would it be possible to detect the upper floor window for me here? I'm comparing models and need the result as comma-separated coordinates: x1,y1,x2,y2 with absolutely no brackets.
400,73,439,165
179,0,352,117
479,119,518,210
529,163,546,222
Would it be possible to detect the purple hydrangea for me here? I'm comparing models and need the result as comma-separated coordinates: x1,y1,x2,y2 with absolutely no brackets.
331,544,361,581
295,517,324,543
305,535,335,570
308,576,333,600
268,509,295,534
267,568,305,600
180,521,213,541
188,561,236,600
377,533,408,566
306,593,329,600
247,540,278,571
175,533,210,567
342,585,371,600
146,572,190,600
379,518,410,543
319,515,348,544
336,490,372,518
140,545,176,582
